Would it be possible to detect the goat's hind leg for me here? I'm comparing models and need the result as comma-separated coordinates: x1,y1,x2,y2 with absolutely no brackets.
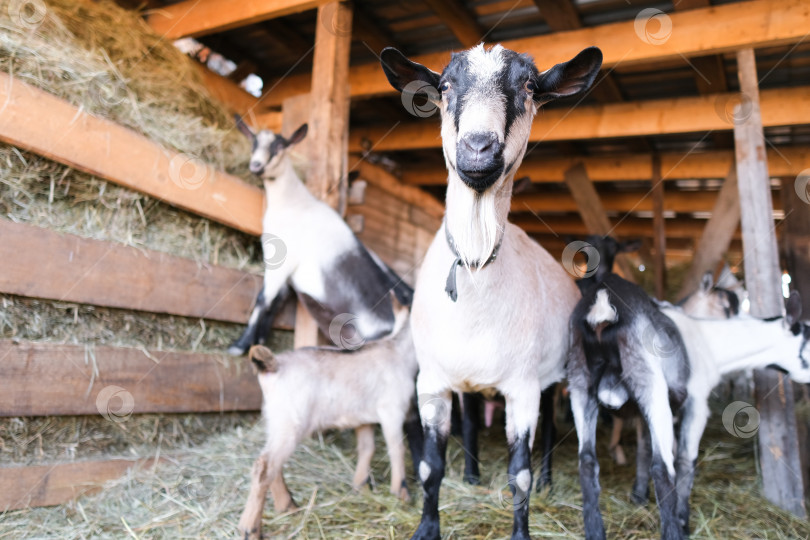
536,383,557,492
239,448,296,540
461,392,482,485
379,413,410,501
570,386,606,540
353,424,376,491
631,417,652,504
675,396,708,536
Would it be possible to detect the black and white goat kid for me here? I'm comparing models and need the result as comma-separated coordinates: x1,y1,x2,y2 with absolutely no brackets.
381,44,603,540
228,119,412,355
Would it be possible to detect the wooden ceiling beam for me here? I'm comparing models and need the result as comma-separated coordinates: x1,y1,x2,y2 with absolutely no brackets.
400,147,810,185
423,0,485,48
146,0,330,40
348,85,810,151
260,0,809,106
512,215,742,241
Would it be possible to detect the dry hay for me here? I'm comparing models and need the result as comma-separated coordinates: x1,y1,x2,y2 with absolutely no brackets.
2,403,809,539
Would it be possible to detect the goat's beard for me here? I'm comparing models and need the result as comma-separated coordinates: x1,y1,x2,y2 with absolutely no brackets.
445,174,511,267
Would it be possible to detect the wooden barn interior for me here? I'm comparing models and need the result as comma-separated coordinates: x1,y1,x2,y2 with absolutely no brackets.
2,0,810,537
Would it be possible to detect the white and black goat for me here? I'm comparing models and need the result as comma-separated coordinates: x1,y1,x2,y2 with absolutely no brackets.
568,245,810,539
381,43,603,539
237,300,418,540
228,119,412,355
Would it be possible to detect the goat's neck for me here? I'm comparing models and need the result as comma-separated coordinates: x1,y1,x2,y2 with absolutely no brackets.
695,316,795,374
263,158,315,210
444,171,513,267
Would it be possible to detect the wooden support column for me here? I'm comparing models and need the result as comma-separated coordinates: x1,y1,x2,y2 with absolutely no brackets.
735,48,806,518
651,155,666,299
677,165,741,300
564,163,635,282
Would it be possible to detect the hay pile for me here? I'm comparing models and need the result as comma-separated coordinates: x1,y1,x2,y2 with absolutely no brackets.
3,406,807,539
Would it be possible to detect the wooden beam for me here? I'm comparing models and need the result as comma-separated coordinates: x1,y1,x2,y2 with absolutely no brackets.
1,459,148,511
512,187,781,215
735,48,807,518
423,0,484,48
402,147,810,186
350,158,444,219
348,86,810,151
513,215,742,241
0,340,262,416
146,0,330,40
676,166,740,301
260,0,810,106
564,163,636,281
533,0,581,31
194,64,282,131
0,73,264,236
0,220,294,328
652,155,667,299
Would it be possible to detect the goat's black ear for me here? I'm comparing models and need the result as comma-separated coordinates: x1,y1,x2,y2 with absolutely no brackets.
533,47,603,104
786,290,802,326
234,114,255,140
619,239,642,253
700,271,714,293
380,47,441,93
287,123,308,146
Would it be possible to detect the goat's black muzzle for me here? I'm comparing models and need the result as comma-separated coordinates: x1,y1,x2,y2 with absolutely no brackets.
456,132,504,193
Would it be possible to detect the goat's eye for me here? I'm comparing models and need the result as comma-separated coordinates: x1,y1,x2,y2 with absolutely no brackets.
439,81,451,93
525,79,536,93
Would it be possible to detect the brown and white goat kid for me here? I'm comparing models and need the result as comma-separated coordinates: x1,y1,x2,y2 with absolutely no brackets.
228,120,412,356
237,303,417,540
380,44,603,540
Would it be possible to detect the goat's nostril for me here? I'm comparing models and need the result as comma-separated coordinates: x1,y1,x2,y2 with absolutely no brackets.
462,133,497,156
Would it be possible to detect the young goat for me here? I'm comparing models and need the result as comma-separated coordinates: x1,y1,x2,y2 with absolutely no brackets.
228,119,412,355
569,251,810,539
381,44,603,539
237,301,418,540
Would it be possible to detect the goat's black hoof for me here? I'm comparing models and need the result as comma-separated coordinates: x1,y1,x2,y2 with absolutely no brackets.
630,489,649,505
228,344,248,356
535,479,552,494
410,519,440,540
463,473,480,485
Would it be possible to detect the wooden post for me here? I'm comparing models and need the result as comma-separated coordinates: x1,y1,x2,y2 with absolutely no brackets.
676,165,740,300
564,163,636,282
734,48,807,518
651,154,666,299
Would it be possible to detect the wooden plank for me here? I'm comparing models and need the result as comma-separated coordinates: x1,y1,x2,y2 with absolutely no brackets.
0,459,148,511
652,155,666,299
423,0,484,48
564,163,636,281
0,220,298,328
348,86,810,151
351,159,444,219
260,0,810,105
0,73,263,236
533,0,581,31
676,166,740,301
402,147,810,185
307,1,353,214
146,0,330,39
0,340,262,416
735,48,807,518
514,215,742,241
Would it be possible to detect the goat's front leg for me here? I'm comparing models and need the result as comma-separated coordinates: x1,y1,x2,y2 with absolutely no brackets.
675,396,708,537
631,417,652,504
461,392,482,485
570,386,606,540
229,282,290,356
609,415,627,466
536,383,557,492
353,424,376,490
379,412,410,501
410,386,451,540
503,384,541,540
